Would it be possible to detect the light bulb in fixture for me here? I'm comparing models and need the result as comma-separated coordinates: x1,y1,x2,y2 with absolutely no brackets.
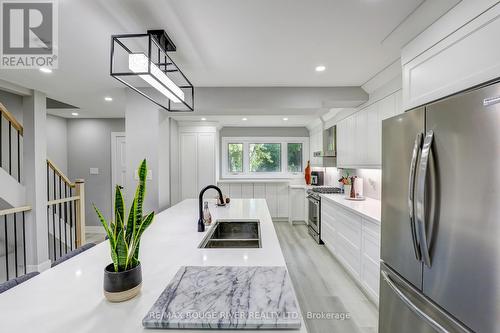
71,112,79,116
129,53,185,103
104,96,113,102
283,117,289,121
39,67,52,73
242,117,248,121
315,65,326,72
201,117,207,121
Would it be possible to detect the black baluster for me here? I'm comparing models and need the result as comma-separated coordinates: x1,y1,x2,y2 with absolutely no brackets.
22,211,26,275
4,215,9,281
64,184,68,254
8,122,12,175
69,187,73,251
52,169,56,260
13,213,18,277
58,176,62,257
17,131,20,182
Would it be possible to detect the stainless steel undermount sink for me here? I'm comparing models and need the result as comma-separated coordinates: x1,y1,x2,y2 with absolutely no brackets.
199,220,261,248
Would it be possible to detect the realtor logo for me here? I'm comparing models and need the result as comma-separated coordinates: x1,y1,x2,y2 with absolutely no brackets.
0,0,58,68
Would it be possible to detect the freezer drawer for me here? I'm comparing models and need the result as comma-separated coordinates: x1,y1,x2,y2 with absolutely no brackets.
379,264,471,333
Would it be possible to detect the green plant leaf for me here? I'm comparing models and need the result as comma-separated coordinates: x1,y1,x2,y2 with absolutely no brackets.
114,185,125,232
93,204,118,271
128,211,155,267
115,213,129,271
135,159,147,230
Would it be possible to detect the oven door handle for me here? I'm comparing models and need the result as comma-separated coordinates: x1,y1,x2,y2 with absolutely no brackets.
307,196,320,204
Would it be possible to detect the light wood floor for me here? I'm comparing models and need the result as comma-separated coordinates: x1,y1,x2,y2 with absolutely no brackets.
274,221,378,333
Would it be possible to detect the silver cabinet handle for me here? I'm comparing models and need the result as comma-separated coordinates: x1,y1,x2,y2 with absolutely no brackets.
416,130,434,268
381,270,449,333
408,133,422,261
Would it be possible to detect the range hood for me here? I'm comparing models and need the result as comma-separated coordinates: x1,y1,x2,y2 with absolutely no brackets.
313,125,337,167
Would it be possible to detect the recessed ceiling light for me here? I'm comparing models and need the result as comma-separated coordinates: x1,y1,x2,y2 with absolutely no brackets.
242,117,248,121
283,117,289,121
71,112,79,116
315,65,326,72
201,117,207,121
104,96,113,102
39,67,52,73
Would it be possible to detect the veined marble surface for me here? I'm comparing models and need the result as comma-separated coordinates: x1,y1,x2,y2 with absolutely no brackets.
143,266,301,330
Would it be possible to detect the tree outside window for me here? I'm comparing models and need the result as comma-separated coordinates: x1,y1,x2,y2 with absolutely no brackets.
249,143,281,172
287,143,302,172
228,143,243,172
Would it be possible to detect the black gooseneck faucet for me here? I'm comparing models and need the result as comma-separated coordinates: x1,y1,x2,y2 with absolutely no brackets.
198,185,225,232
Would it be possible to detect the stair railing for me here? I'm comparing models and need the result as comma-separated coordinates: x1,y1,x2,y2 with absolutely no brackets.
0,205,31,282
0,102,23,182
46,159,85,263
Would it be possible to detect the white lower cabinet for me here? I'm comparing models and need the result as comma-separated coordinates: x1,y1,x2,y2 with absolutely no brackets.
288,187,306,223
321,199,381,304
217,182,289,220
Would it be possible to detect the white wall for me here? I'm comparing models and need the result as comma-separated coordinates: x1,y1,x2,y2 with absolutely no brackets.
46,115,68,174
67,118,125,226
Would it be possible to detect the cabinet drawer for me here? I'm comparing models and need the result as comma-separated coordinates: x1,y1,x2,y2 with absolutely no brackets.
321,220,336,251
362,223,380,263
321,209,336,230
335,231,361,278
335,207,362,248
362,254,380,301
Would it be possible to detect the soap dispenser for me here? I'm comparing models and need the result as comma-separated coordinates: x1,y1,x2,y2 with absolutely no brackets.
203,201,212,226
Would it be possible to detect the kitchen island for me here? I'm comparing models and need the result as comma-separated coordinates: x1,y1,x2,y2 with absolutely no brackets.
0,199,306,333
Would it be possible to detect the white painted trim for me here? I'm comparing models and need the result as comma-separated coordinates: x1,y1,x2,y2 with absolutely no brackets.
110,132,126,215
221,137,309,179
27,260,52,273
86,226,106,234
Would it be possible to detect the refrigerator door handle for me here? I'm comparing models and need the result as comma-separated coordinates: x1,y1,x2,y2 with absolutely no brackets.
416,130,434,268
408,133,422,261
381,270,449,333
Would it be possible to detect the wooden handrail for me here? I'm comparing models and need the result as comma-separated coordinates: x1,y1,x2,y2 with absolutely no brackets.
47,196,80,206
0,102,23,136
0,205,32,217
47,159,75,187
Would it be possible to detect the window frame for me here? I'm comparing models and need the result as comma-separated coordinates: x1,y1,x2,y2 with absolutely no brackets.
222,137,309,179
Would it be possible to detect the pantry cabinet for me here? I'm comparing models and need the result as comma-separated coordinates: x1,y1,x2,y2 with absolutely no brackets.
337,90,402,169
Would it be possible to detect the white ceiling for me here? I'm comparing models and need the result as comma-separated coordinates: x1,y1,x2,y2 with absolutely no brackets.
0,0,460,122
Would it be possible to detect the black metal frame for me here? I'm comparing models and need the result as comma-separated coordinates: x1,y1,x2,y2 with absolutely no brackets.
110,31,194,112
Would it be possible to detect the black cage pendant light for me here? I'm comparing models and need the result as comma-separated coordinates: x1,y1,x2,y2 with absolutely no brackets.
110,30,194,112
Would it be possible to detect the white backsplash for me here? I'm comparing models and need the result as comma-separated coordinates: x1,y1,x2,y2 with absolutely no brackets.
319,167,381,201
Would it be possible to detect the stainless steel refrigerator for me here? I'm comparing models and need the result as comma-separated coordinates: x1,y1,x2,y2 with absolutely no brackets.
379,81,500,333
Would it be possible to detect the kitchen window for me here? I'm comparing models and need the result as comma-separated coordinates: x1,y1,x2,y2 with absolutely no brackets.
222,137,309,178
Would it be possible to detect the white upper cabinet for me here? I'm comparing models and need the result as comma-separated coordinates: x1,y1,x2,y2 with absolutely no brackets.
402,2,500,110
309,127,323,166
337,90,402,169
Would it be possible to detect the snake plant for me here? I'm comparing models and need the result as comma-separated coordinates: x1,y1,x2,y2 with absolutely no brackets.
93,159,155,272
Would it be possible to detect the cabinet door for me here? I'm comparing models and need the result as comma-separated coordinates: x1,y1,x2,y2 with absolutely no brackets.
197,133,215,190
361,219,381,302
180,133,198,199
336,119,347,167
290,188,305,222
355,108,368,166
366,103,380,166
265,184,278,217
276,183,289,218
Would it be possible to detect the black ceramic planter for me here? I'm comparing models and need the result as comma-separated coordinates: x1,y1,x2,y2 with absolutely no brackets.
103,263,142,302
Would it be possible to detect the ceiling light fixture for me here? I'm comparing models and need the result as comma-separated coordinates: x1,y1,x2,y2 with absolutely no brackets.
283,117,289,121
71,112,79,116
39,67,52,73
242,117,248,121
104,96,113,102
110,30,194,112
315,65,326,72
201,117,207,121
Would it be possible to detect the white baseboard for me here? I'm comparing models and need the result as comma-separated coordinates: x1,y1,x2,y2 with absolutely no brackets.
86,226,106,234
27,259,52,273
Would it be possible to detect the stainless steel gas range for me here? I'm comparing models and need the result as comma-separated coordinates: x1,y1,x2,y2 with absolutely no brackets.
306,187,342,244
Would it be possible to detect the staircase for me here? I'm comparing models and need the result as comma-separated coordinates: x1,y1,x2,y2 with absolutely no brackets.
0,102,86,282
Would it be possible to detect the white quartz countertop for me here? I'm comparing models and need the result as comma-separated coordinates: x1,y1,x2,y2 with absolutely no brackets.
320,194,381,223
0,199,306,333
217,179,293,184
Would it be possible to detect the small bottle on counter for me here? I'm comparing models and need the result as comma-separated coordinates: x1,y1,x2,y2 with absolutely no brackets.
203,201,212,226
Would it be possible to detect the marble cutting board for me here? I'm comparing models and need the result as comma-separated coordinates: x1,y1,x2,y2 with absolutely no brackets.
142,266,302,330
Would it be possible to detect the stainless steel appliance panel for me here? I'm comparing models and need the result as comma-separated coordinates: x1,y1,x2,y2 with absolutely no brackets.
379,264,472,333
422,83,500,333
381,108,425,288
307,195,322,243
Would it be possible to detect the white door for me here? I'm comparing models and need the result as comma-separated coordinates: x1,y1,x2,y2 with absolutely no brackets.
111,133,126,203
180,133,198,200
